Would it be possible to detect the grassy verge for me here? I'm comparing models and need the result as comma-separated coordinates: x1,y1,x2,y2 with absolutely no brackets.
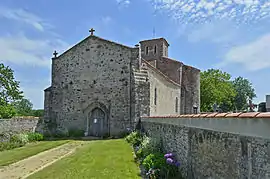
0,140,70,166
28,139,141,179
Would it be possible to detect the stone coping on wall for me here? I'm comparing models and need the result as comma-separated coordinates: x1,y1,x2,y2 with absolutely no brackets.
141,112,270,140
142,112,270,118
0,116,40,120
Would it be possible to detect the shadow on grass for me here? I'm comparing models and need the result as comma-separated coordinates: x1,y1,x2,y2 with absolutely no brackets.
42,136,126,142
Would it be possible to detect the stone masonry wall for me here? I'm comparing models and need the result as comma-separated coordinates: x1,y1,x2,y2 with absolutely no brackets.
0,117,40,134
142,112,270,179
181,65,200,114
139,38,169,60
46,35,139,136
266,95,270,112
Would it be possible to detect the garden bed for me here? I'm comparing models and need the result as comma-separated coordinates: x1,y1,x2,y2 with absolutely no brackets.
125,131,185,179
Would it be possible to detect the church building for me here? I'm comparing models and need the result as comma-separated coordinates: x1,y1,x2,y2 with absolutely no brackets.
44,29,200,137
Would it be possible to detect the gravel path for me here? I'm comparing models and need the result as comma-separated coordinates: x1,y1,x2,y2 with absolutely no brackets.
0,141,87,179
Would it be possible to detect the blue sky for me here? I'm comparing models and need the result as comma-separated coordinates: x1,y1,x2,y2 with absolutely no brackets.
0,0,270,109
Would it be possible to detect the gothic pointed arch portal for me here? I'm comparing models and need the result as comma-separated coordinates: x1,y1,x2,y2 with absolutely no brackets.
89,108,105,136
84,102,109,137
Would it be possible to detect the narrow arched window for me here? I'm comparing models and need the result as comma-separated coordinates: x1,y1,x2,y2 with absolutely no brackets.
175,97,178,113
146,46,149,55
154,88,157,105
154,45,157,54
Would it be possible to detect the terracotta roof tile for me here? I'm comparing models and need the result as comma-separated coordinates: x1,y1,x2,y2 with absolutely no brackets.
144,112,270,119
255,112,270,118
192,114,201,118
185,114,195,118
205,113,218,118
225,112,243,117
215,113,229,117
239,112,260,118
199,114,208,118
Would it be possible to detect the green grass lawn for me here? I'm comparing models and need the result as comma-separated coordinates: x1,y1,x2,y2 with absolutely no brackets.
28,139,141,179
0,140,70,166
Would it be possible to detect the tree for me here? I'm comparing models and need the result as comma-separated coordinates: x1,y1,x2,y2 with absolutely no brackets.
13,98,33,116
0,63,23,118
32,109,44,117
0,63,23,105
232,77,256,111
200,69,236,112
0,104,16,118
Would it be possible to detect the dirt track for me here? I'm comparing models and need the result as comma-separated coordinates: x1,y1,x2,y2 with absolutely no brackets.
0,141,87,179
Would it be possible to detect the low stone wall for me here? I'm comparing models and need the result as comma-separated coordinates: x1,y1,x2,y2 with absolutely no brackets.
141,112,270,179
0,117,41,134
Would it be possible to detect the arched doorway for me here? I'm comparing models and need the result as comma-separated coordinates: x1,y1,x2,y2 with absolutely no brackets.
89,107,105,137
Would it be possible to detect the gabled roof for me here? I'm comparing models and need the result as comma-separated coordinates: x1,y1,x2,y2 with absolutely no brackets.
55,35,137,59
156,57,200,84
44,86,51,92
141,59,180,87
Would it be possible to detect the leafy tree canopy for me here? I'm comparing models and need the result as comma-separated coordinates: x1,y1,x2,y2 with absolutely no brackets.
232,77,256,111
31,109,44,117
200,69,257,112
200,69,236,112
0,63,23,105
13,98,33,116
0,63,23,118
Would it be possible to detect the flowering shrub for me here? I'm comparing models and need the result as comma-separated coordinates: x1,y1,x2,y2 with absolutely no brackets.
125,130,184,178
163,153,182,178
11,133,29,145
0,132,44,151
0,141,23,151
142,152,182,178
27,132,44,142
125,131,142,147
142,152,166,172
135,136,160,163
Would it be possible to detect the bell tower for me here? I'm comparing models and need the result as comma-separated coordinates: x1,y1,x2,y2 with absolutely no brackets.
139,38,169,61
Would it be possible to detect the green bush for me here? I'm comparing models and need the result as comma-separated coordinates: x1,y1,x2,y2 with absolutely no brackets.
135,137,151,160
10,133,29,145
0,141,24,151
0,104,16,119
125,131,142,147
142,152,166,171
31,109,44,117
68,129,85,137
27,132,44,142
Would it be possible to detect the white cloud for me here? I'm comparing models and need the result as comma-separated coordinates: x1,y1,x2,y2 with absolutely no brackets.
0,6,70,109
101,16,112,25
0,33,69,68
149,0,270,27
116,0,131,7
0,6,52,31
187,21,238,44
219,33,270,71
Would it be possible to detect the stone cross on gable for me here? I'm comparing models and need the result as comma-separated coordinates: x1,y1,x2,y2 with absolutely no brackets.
53,50,58,58
89,28,95,36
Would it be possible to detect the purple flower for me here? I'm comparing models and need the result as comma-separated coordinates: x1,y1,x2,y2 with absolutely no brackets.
175,161,180,167
166,158,174,164
164,153,173,158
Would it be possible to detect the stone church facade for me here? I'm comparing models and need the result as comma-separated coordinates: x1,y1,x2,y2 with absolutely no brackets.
44,30,200,137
